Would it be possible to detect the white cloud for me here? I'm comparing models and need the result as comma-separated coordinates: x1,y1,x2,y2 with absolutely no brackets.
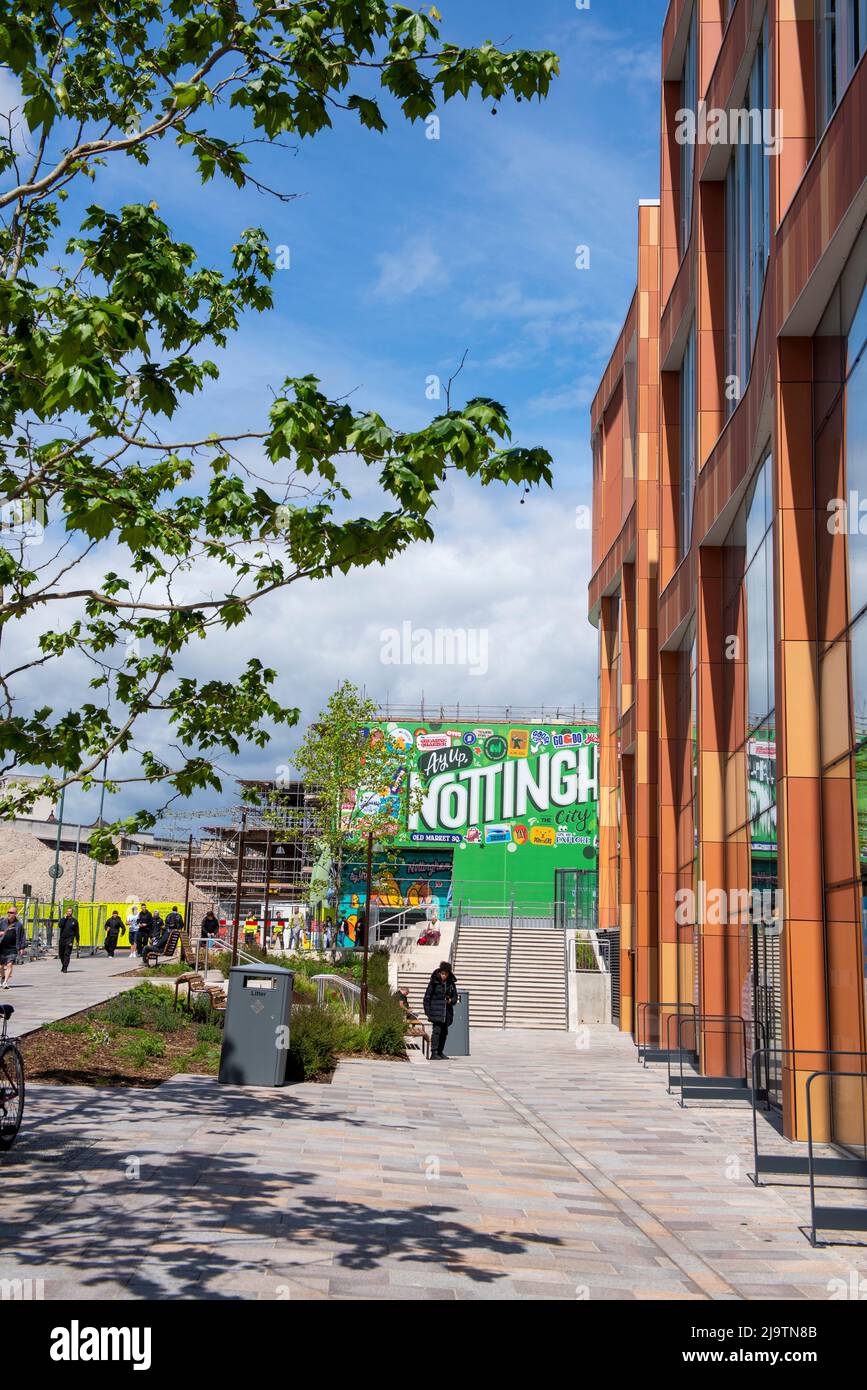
1,474,597,825
0,69,28,152
370,235,449,300
528,372,601,415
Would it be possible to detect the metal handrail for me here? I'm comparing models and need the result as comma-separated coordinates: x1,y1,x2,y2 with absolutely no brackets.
194,933,262,977
448,899,462,968
502,896,515,1027
749,1048,867,1187
636,1000,697,1064
310,974,377,1012
670,1012,750,1101
806,1070,867,1245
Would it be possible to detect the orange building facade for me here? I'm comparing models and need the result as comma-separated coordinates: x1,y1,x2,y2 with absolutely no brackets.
589,0,867,1139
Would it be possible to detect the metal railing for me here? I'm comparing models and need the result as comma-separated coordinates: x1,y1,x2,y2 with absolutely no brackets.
807,1070,867,1245
310,974,376,1014
447,899,462,968
194,934,261,977
636,1000,697,1065
501,897,516,1027
668,1013,752,1105
749,1048,867,1188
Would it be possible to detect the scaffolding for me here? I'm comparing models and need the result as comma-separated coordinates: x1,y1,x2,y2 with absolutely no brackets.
375,702,599,725
144,782,322,922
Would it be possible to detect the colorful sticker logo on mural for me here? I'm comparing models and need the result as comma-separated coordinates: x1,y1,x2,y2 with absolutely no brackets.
530,826,556,846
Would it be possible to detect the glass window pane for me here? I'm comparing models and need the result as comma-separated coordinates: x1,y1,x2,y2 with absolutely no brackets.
680,325,696,556
748,721,776,819
750,801,777,862
766,536,776,717
747,539,770,729
847,355,867,619
738,141,750,379
681,11,696,254
851,609,867,748
847,273,867,371
856,743,867,865
746,463,766,563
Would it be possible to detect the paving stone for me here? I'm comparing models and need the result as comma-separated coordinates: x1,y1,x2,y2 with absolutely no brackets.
2,1026,865,1301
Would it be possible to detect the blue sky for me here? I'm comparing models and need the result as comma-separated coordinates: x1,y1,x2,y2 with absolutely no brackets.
5,0,668,827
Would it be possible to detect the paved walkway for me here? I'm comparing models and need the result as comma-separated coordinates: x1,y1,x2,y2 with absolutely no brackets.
1,952,144,1037
1,1027,866,1300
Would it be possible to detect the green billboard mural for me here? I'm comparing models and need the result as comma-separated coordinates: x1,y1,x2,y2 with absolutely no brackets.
339,719,599,930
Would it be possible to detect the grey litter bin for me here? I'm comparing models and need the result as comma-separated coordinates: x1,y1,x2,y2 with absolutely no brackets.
218,963,294,1087
442,988,470,1057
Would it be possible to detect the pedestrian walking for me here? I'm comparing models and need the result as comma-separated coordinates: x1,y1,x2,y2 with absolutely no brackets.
423,961,458,1061
104,911,124,957
58,909,80,973
126,904,138,958
0,906,26,988
164,905,184,933
291,909,303,950
135,904,153,957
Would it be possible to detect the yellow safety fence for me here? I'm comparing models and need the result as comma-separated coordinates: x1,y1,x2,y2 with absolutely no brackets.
0,899,192,949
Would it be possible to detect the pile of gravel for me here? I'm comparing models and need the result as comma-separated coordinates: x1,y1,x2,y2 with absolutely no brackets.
0,825,208,910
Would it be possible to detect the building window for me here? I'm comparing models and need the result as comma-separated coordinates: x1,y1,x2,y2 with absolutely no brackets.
816,232,867,630
725,14,771,414
680,9,697,256
745,454,775,733
819,0,867,129
680,322,696,557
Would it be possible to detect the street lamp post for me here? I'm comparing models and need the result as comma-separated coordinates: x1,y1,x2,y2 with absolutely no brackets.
90,755,109,904
47,784,66,947
360,828,373,1023
231,811,247,967
182,833,193,929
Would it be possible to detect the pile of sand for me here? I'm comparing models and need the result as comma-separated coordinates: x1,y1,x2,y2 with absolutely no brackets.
0,824,208,910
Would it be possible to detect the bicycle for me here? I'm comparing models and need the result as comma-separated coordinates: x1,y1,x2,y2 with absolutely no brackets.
0,1004,24,1150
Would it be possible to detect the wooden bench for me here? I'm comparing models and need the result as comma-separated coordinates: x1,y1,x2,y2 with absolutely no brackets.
178,929,198,964
142,929,181,968
406,1023,430,1058
173,972,227,1015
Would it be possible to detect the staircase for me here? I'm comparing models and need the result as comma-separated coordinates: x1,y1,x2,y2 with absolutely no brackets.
451,919,510,1026
398,916,569,1031
505,928,568,1029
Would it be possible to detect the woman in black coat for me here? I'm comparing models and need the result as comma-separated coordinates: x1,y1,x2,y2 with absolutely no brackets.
423,961,458,1060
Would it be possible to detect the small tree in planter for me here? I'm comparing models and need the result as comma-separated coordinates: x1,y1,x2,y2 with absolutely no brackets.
290,682,420,1017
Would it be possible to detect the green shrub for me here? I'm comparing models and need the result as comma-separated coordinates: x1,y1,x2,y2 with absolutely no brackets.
337,1020,372,1053
147,960,191,977
119,1032,166,1067
126,982,171,1007
44,1019,89,1035
184,992,215,1024
183,1041,221,1068
196,1021,223,1044
102,995,146,1028
148,1001,186,1033
367,949,390,994
285,1003,341,1081
369,993,408,1057
574,941,598,971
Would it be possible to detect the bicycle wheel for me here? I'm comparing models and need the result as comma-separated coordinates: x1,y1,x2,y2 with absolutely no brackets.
0,1042,24,1150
